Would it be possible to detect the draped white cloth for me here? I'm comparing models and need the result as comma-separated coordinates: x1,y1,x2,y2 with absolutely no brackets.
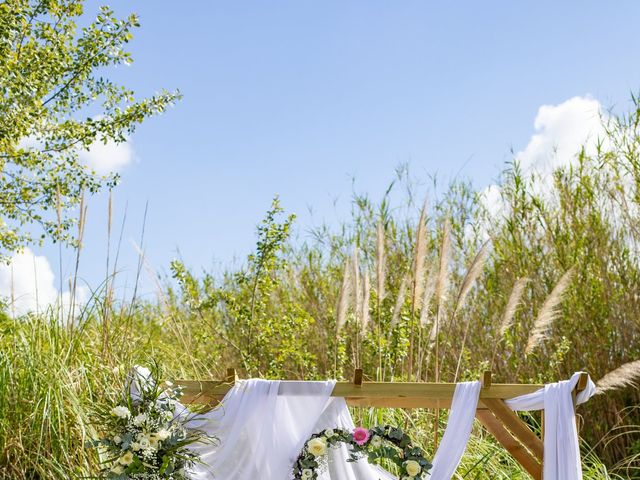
183,379,481,480
429,381,481,479
128,368,595,480
506,372,596,480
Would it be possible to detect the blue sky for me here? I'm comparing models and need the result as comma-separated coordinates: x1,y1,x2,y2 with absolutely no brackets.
3,1,640,312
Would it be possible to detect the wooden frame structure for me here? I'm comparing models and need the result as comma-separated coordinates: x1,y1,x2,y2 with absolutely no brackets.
176,369,589,480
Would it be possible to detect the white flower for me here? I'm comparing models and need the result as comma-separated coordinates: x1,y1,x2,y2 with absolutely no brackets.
131,442,141,451
111,366,121,374
118,451,134,466
138,436,151,450
132,413,147,426
113,435,122,444
405,460,421,477
111,406,131,419
324,428,335,438
370,435,383,447
302,469,313,479
306,437,327,457
111,464,125,474
148,433,160,448
156,429,171,441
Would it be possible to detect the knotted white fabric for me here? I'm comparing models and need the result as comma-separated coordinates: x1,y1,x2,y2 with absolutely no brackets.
506,372,596,480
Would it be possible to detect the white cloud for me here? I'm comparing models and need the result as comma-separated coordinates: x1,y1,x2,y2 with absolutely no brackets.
79,139,134,175
480,96,607,218
517,96,605,176
0,248,88,317
19,135,135,175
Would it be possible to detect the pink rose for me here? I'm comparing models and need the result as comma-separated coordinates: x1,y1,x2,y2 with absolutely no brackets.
352,427,370,446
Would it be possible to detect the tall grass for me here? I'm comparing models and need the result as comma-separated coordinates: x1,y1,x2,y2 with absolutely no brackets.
2,99,640,477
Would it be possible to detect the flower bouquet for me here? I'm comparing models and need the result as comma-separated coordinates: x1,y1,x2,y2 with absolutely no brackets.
87,365,213,479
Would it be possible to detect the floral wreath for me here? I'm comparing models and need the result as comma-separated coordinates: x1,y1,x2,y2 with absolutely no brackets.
293,425,432,479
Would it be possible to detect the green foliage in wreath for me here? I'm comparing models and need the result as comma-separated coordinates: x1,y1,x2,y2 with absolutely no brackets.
293,425,432,479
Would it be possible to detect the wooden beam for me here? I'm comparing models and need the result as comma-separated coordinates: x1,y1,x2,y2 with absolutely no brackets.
477,410,542,480
483,398,544,462
175,379,545,406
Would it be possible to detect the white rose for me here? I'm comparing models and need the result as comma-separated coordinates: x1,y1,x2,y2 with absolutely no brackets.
302,469,313,478
138,436,151,450
156,429,171,441
131,442,141,451
324,429,335,438
405,460,421,477
132,413,147,426
113,435,122,444
306,437,327,457
111,406,131,419
118,451,134,466
370,435,382,447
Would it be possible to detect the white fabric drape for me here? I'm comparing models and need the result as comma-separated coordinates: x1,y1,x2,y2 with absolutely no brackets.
506,372,596,480
127,368,594,480
183,379,481,480
428,381,481,479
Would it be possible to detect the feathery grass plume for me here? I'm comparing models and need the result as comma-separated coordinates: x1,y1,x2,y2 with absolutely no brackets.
68,193,87,327
419,259,437,327
453,240,490,318
435,219,451,311
595,360,640,394
56,184,64,313
336,257,352,333
352,249,362,325
412,199,429,309
498,278,529,337
391,274,409,328
430,219,451,342
375,221,386,301
453,241,491,380
361,269,371,328
525,268,574,354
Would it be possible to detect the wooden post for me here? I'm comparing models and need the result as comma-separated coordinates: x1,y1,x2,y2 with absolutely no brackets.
572,372,588,433
482,370,492,388
226,368,237,385
353,368,363,387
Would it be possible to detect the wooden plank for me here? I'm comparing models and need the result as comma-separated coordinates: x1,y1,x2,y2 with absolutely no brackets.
483,398,544,462
175,380,544,405
476,410,542,480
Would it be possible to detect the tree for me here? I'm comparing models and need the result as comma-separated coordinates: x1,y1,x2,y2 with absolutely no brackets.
0,0,180,255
